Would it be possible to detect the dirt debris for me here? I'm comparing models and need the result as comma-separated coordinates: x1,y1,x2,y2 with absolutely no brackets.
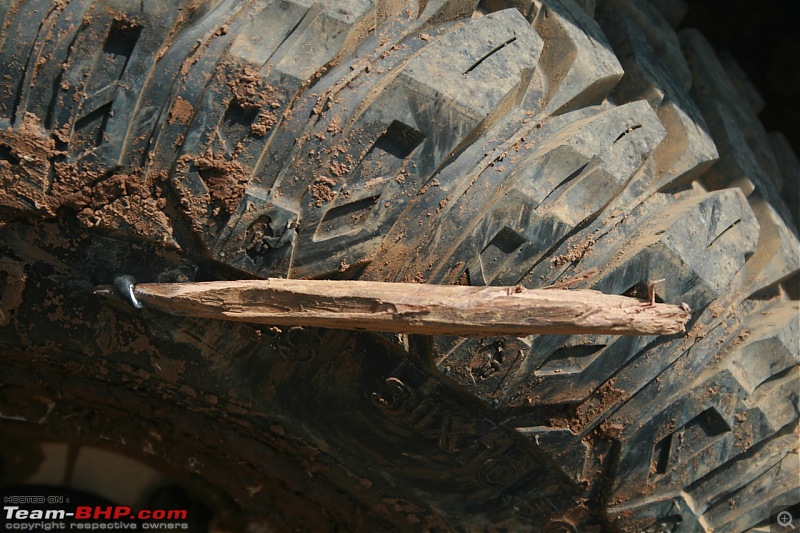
227,64,279,111
550,379,628,434
189,149,249,214
0,113,176,244
553,234,597,267
329,160,350,177
327,116,342,134
251,111,278,136
73,170,175,245
167,96,193,125
310,176,337,207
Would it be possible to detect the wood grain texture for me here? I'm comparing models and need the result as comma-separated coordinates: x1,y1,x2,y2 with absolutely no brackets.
132,279,691,336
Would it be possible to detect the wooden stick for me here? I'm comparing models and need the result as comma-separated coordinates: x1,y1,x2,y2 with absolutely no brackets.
130,279,690,336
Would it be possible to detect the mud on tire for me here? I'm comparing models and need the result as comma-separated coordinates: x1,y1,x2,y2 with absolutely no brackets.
0,0,797,530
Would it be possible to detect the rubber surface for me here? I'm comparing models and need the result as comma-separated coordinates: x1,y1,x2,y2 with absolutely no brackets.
0,0,797,530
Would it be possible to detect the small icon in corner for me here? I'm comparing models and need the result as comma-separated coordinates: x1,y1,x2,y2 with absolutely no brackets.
778,510,795,530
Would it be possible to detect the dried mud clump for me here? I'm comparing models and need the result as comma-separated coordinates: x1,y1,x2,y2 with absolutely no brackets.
310,176,337,207
51,160,176,246
553,234,596,267
251,111,278,137
549,378,628,434
0,113,175,245
0,113,60,215
172,149,251,234
73,170,175,246
227,64,281,136
168,96,194,126
192,149,249,214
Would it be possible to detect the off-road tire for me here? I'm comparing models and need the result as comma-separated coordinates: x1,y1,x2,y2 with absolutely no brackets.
0,0,797,531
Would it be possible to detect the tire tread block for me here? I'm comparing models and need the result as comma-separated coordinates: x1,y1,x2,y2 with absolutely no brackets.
596,0,718,191
681,29,794,229
530,0,624,115
248,9,544,278
607,301,798,505
383,101,663,289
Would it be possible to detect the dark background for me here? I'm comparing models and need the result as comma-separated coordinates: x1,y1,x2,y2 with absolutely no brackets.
683,0,800,156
